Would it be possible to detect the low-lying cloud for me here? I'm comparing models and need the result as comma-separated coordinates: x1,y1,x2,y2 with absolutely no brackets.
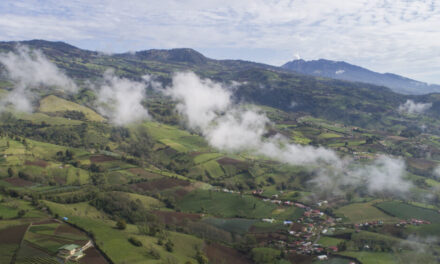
165,71,412,195
398,100,432,114
95,69,149,125
0,45,77,112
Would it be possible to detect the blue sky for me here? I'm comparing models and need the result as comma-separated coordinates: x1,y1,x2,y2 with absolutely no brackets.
0,0,439,83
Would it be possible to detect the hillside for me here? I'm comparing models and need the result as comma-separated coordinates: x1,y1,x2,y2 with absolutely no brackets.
282,59,440,95
1,40,440,264
2,39,439,132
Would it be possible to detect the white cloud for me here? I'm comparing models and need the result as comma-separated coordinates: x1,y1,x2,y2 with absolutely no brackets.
95,69,149,125
165,71,412,195
0,45,77,112
398,99,432,114
0,0,439,82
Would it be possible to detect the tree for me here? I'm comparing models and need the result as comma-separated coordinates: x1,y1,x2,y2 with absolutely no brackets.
7,167,14,177
195,250,209,264
17,210,26,218
337,241,347,251
165,239,174,252
116,219,127,230
251,247,280,264
128,237,142,247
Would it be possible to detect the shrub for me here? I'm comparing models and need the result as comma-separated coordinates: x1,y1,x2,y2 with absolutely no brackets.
128,237,142,247
116,219,127,230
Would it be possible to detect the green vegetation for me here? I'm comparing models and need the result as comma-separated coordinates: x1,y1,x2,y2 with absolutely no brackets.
2,40,440,264
39,95,105,122
177,190,276,218
335,201,398,223
376,201,440,222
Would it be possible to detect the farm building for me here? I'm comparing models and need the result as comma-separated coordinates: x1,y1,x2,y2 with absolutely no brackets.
57,240,93,261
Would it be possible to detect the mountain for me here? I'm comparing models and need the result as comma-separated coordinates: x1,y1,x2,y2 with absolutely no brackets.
118,48,209,65
3,40,440,131
282,59,440,95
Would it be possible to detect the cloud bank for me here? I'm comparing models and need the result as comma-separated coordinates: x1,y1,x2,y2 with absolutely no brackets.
95,69,149,125
165,71,412,195
398,100,432,114
0,46,77,112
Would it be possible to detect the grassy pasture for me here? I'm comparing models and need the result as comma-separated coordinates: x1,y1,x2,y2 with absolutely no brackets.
339,251,397,264
44,201,204,264
203,218,257,234
39,95,105,122
142,121,207,151
375,201,440,222
177,190,276,218
335,201,398,223
200,160,225,179
14,111,83,125
194,153,223,164
114,191,164,209
318,236,345,247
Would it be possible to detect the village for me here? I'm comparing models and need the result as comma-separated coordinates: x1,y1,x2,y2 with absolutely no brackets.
239,188,431,261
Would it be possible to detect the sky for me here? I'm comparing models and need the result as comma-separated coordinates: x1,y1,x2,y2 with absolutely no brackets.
0,0,439,83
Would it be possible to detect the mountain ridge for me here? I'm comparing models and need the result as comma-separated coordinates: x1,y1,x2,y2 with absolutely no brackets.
282,58,440,95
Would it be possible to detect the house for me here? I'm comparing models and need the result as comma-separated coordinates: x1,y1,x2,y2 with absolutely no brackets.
317,255,328,260
328,246,338,252
58,240,93,261
58,244,83,260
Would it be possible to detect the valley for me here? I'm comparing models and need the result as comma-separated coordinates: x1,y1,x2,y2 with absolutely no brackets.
0,41,440,264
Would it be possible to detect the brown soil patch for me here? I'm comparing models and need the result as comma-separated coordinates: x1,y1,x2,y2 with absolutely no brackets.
407,158,438,170
55,224,86,236
174,188,191,199
80,247,109,264
33,219,59,225
128,168,161,179
189,151,205,157
204,243,252,264
153,210,201,226
130,177,190,191
3,177,33,187
0,224,28,244
217,157,247,166
53,176,66,185
287,253,314,264
386,136,407,141
24,160,49,168
90,155,116,163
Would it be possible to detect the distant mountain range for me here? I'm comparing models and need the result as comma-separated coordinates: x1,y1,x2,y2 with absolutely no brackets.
282,59,440,95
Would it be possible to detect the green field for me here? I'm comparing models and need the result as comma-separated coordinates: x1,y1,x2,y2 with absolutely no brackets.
203,217,257,234
318,236,345,247
39,95,105,122
44,201,204,264
335,201,398,223
376,201,440,222
177,190,276,218
339,251,397,264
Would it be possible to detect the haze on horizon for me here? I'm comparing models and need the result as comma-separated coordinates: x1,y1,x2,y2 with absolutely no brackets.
0,0,439,84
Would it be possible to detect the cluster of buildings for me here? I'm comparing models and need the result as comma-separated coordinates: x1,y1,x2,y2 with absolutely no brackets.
353,220,384,230
396,219,431,227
